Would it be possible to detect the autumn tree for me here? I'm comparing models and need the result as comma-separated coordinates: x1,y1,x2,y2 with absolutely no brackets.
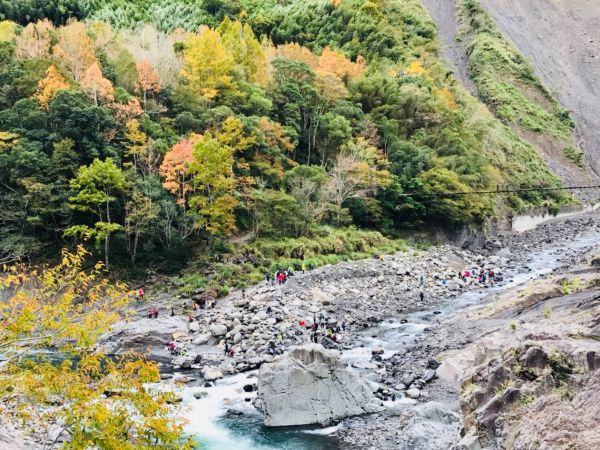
35,65,70,109
318,46,365,80
0,246,194,449
135,59,161,107
65,158,126,269
181,25,236,100
189,133,238,235
122,24,183,88
160,135,198,211
0,20,16,42
15,19,52,59
54,20,98,82
217,17,268,85
81,62,115,105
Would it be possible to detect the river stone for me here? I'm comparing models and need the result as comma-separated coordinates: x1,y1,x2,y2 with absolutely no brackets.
406,388,421,399
193,333,211,345
371,347,385,355
232,332,243,344
202,368,224,381
256,344,383,427
173,355,194,369
193,390,208,399
209,324,228,337
189,321,200,333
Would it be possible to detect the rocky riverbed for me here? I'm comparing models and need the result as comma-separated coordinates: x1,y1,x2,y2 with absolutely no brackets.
8,215,600,449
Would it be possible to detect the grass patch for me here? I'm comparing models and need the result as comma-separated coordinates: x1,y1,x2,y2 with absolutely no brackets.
178,226,408,297
563,146,584,167
458,0,575,140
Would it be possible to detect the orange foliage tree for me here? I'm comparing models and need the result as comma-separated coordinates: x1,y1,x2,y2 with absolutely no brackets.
81,62,114,105
135,59,161,106
160,135,199,211
35,65,70,108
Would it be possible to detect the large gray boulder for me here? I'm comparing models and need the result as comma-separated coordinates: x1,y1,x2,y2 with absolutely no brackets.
256,344,383,427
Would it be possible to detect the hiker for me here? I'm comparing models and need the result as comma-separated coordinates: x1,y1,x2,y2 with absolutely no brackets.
182,302,187,311
341,321,346,332
268,340,276,354
168,341,176,354
419,274,424,286
332,333,337,343
299,319,306,328
419,292,424,302
224,341,229,356
151,308,158,319
242,288,246,299
170,308,175,317
137,288,144,300
188,315,195,323
302,263,306,274
192,302,198,311
266,306,273,316
265,272,272,284
200,297,206,309
489,269,495,286
228,347,235,357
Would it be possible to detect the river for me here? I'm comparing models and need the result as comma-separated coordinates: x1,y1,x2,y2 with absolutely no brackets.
164,225,600,449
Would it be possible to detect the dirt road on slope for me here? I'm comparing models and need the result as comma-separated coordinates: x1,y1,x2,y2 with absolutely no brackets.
478,0,600,174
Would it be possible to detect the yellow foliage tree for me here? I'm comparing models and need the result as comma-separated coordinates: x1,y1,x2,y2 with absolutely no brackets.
0,246,194,449
217,18,268,85
181,26,236,99
318,47,364,80
35,65,70,109
0,20,16,42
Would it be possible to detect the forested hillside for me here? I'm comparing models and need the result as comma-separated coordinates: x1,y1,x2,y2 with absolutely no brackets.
0,0,568,276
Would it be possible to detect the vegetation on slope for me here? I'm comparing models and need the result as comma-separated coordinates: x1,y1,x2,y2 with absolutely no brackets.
457,0,581,167
0,0,568,275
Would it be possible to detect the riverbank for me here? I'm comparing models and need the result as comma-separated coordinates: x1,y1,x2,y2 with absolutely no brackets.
94,213,600,449
338,215,600,449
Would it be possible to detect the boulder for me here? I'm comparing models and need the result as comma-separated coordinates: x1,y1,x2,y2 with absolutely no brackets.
202,368,224,381
406,388,421,399
371,347,385,355
173,355,194,369
256,344,383,427
209,324,228,337
193,333,211,345
188,321,200,333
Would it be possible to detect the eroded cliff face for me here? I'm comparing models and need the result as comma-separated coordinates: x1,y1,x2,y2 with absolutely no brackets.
478,0,600,175
422,0,600,183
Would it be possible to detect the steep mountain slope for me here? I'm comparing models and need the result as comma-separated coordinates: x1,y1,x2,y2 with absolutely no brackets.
479,0,600,175
421,0,600,197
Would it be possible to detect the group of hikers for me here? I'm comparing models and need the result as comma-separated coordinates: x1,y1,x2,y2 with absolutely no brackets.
460,268,498,286
266,264,307,286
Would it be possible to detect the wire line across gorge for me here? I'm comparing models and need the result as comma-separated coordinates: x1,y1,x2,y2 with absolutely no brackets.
398,184,600,198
